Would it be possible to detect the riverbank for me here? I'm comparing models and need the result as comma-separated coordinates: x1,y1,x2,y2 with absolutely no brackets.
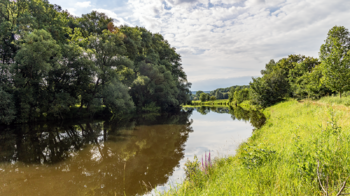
189,99,230,106
163,99,350,195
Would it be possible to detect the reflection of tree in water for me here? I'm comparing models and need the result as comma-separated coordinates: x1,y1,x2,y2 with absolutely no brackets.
195,106,210,115
228,106,266,129
193,106,266,129
0,110,193,196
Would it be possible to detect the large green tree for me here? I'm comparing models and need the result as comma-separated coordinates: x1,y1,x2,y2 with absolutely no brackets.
0,1,191,124
250,68,289,107
320,26,350,98
12,29,61,122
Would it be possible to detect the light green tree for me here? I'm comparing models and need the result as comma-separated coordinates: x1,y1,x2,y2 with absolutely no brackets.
320,26,350,98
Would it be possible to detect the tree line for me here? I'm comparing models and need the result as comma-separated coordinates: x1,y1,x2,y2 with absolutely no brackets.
194,26,350,108
193,85,249,101
249,25,350,107
0,0,191,124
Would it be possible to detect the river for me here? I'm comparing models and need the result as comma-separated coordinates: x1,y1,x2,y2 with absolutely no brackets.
0,106,265,196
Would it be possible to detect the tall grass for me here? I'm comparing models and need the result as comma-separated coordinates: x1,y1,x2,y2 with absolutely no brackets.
319,95,350,106
163,100,350,195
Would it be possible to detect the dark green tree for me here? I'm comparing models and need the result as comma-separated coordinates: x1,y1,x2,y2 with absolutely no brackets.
215,91,223,99
250,69,289,107
0,87,16,124
199,93,208,102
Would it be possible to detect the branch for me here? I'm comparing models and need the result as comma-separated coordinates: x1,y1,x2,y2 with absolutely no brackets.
317,160,328,195
337,178,349,196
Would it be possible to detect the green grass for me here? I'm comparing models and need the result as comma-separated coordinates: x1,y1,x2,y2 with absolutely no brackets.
163,99,350,195
187,99,230,107
319,95,350,106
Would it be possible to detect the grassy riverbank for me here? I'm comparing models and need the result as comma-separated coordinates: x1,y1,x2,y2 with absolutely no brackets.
185,99,230,107
164,99,350,195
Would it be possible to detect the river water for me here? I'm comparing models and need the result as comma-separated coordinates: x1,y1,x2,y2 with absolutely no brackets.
0,106,265,196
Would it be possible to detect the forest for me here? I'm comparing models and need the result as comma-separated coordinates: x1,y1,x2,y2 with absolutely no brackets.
195,25,350,108
0,0,191,125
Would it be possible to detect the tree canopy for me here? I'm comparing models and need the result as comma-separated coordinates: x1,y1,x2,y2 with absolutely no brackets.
0,0,191,124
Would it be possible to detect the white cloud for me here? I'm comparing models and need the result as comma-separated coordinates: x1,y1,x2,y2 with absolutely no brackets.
46,0,350,90
66,8,77,16
92,8,130,26
76,1,92,8
125,0,350,90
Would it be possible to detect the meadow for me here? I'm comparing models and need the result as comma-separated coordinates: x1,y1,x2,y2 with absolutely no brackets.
163,99,350,195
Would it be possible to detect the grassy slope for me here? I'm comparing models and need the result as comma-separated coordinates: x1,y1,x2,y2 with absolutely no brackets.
164,99,350,195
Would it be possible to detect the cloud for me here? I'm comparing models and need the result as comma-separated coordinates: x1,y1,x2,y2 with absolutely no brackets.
191,76,254,91
47,0,350,90
76,1,92,8
92,8,130,26
125,0,350,90
66,8,77,16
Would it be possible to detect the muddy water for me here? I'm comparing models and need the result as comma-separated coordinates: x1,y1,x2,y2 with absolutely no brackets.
0,106,265,196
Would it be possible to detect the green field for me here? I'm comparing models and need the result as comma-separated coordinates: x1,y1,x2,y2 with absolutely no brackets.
165,99,350,195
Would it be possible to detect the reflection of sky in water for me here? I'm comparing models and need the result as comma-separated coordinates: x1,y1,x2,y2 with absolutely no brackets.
0,108,258,196
151,109,254,194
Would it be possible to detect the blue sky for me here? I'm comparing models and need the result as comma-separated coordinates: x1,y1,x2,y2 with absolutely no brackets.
49,0,350,91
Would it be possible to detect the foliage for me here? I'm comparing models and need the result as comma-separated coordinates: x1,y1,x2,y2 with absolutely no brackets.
320,26,350,98
0,87,16,124
250,68,289,107
240,144,276,169
0,0,191,124
209,96,216,101
199,93,209,102
233,88,250,105
195,90,204,98
215,91,223,99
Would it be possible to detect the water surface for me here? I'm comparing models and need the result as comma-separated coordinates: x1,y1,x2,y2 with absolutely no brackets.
0,106,265,195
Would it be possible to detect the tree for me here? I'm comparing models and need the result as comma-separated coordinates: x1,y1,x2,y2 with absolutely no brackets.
320,26,350,98
215,91,223,99
250,68,289,107
234,88,250,104
210,96,216,101
199,93,208,102
0,87,16,124
12,29,61,122
0,1,191,124
288,57,322,99
196,90,204,99
228,87,236,102
84,30,134,114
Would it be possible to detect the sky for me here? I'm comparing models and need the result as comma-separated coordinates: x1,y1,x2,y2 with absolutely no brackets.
49,0,350,91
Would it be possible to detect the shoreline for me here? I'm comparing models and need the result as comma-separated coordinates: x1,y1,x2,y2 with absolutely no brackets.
162,99,350,195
